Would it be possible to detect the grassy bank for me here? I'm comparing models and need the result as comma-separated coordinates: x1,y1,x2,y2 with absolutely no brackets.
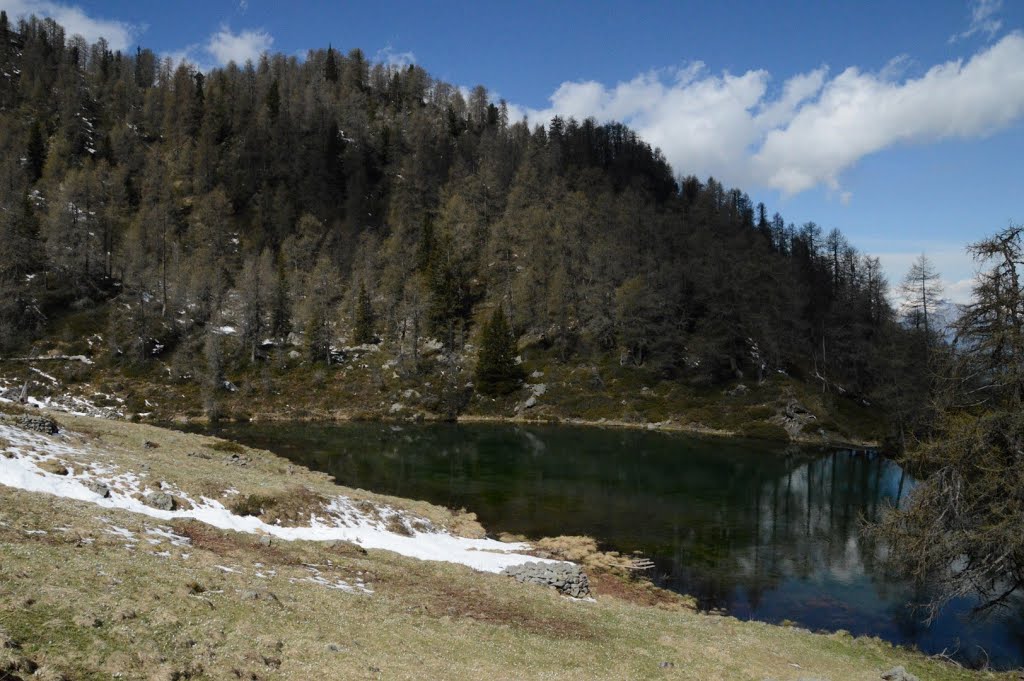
0,411,1002,680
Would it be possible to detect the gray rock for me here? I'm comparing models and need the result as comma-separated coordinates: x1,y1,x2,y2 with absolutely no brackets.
85,480,110,498
144,491,176,511
523,396,537,409
881,667,919,681
726,384,749,397
240,589,278,603
258,535,273,547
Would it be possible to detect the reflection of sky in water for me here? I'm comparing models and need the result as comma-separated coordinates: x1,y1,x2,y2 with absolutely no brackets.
722,453,1024,669
192,422,1024,669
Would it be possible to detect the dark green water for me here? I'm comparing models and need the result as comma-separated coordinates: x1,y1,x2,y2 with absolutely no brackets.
195,421,1024,669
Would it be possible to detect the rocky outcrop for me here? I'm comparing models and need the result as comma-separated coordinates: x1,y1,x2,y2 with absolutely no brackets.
501,561,590,598
773,399,817,439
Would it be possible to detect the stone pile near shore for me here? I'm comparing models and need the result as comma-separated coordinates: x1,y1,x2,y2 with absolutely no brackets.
502,561,590,598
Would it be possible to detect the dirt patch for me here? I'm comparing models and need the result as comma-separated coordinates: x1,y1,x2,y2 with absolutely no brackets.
587,572,695,610
396,565,595,641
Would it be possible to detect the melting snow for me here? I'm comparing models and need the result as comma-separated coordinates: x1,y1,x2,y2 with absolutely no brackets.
145,525,191,547
0,423,557,573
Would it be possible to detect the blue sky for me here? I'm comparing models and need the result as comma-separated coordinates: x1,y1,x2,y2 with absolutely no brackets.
3,0,1023,302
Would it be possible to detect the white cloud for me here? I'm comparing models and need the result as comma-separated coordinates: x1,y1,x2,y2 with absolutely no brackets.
950,0,1003,43
0,0,142,51
754,33,1024,194
375,45,416,69
519,33,1024,199
205,25,272,67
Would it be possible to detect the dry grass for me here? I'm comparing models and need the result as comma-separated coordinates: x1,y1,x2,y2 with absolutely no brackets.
532,535,634,574
0,485,1001,681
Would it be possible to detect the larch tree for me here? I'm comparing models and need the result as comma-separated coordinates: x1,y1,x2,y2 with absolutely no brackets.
899,254,944,363
873,225,1024,619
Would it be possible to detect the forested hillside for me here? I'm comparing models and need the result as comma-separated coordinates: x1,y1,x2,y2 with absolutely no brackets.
0,14,930,439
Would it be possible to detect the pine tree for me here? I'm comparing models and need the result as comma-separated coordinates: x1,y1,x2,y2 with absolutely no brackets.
265,78,280,123
25,122,46,183
270,263,291,340
324,45,339,83
353,283,375,345
475,306,523,395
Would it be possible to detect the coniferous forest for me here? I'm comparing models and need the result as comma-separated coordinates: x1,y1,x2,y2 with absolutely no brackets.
0,14,933,438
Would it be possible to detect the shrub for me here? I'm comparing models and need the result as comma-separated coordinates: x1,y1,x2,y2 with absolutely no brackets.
229,494,277,517
739,421,790,442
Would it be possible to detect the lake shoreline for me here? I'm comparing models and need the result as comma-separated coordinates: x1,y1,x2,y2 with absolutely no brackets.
168,408,883,451
0,405,1003,677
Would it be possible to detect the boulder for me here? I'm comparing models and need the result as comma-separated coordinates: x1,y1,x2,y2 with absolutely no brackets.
881,667,919,681
144,491,176,511
85,480,110,498
725,384,749,397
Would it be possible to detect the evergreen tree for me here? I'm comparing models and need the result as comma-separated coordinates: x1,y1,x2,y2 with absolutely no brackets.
270,262,292,340
353,283,375,344
475,306,523,395
324,45,339,83
25,122,46,183
265,78,280,123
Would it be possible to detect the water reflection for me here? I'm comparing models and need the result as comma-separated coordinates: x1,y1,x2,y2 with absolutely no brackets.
196,422,1024,669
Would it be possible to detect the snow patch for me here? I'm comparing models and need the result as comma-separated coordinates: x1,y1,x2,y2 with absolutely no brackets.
0,423,558,574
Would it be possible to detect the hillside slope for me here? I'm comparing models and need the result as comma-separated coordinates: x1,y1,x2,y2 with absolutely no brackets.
0,14,928,444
